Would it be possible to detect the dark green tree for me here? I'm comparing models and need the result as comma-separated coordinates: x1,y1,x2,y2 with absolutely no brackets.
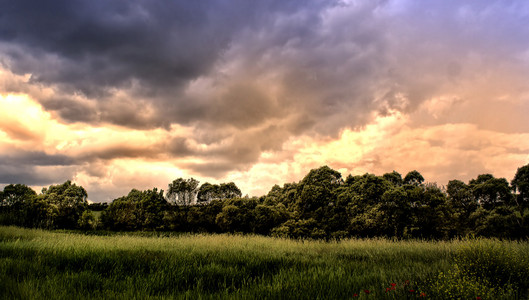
413,184,451,239
512,164,529,208
470,174,512,209
197,182,242,203
295,166,342,220
42,181,88,229
167,178,200,205
215,198,257,233
0,184,37,226
383,171,403,187
102,188,168,230
404,170,425,186
446,179,477,236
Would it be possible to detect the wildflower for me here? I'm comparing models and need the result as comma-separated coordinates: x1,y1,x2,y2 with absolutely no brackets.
353,293,358,297
391,283,397,287
409,289,415,293
476,297,482,300
419,292,426,297
364,289,371,294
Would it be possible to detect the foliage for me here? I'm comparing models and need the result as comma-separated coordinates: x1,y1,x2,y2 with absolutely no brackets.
2,164,529,239
101,188,168,230
167,177,200,205
41,181,89,229
0,181,88,229
428,238,528,299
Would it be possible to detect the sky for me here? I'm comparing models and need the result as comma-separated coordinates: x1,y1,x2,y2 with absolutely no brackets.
1,0,529,202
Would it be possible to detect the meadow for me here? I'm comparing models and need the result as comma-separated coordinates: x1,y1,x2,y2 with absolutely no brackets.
1,226,528,299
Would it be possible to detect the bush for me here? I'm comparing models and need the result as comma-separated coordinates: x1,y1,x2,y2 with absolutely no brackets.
428,239,529,299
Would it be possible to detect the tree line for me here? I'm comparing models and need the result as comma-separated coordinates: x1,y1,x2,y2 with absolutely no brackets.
1,164,529,239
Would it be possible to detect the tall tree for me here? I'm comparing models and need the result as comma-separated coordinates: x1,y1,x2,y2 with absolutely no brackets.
470,174,511,209
101,188,168,230
0,184,37,207
512,164,529,208
383,171,403,187
42,181,88,229
0,184,37,226
404,170,425,186
167,178,200,205
295,166,342,228
197,182,242,203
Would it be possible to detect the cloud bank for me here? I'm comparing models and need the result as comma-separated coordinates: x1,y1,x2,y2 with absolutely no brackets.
1,0,528,200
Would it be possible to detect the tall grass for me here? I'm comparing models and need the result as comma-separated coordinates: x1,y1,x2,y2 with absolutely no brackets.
1,226,528,299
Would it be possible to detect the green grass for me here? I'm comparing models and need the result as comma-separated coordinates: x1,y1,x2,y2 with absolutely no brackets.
1,226,528,299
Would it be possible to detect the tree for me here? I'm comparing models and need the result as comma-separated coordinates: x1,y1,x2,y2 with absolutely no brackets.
253,204,289,235
100,194,138,230
215,198,257,233
380,186,413,238
42,181,88,229
0,184,37,226
413,183,451,239
101,188,168,230
22,195,55,228
404,170,425,186
0,184,37,207
219,182,242,199
383,171,403,187
470,174,512,209
167,178,200,205
446,179,477,236
197,182,242,203
512,164,529,208
348,173,392,206
295,166,342,219
78,210,96,230
262,183,298,209
472,206,523,238
447,180,476,211
197,183,218,203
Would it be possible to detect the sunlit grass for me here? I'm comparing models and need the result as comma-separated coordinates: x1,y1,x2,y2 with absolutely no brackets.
1,226,528,299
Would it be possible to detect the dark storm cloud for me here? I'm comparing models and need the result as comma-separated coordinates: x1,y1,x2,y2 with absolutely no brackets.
0,151,76,166
0,164,74,185
0,0,331,128
1,1,229,89
0,151,77,185
41,97,99,123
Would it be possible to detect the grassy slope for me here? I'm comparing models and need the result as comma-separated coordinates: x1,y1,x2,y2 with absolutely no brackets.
0,226,527,299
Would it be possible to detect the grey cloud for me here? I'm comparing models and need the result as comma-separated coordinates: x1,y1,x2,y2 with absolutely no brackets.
0,164,73,185
0,0,332,127
166,137,194,157
182,161,240,179
206,83,283,129
0,152,77,185
0,151,76,166
41,97,99,123
180,124,293,176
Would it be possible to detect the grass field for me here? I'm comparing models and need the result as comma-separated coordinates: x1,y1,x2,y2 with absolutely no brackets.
1,226,528,299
